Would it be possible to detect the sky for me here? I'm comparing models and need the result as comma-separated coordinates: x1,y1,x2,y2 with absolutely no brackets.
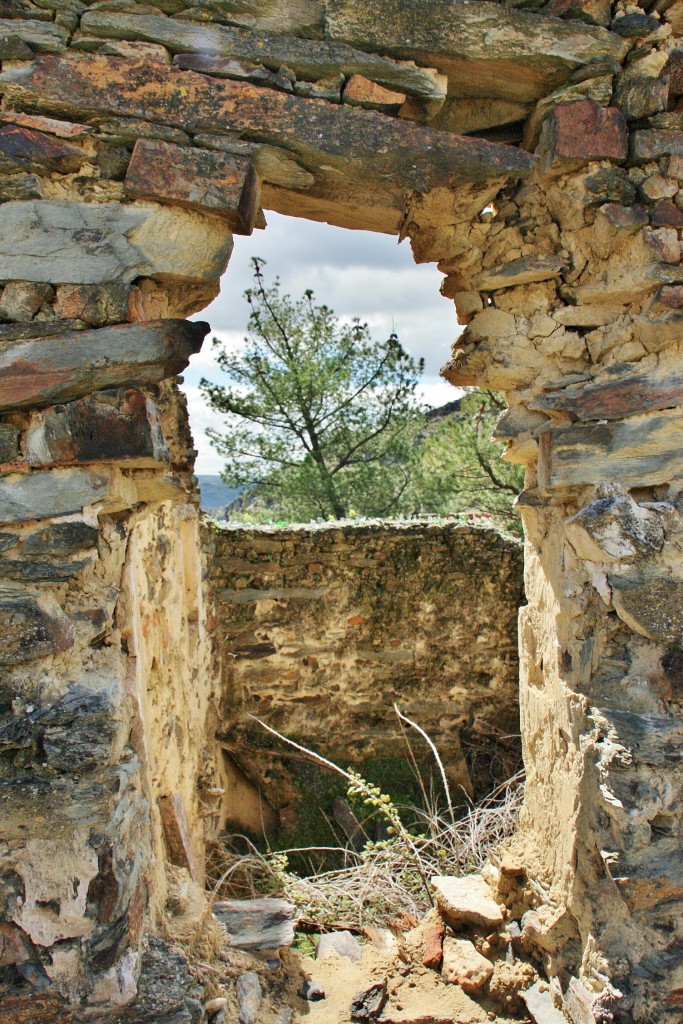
183,211,463,475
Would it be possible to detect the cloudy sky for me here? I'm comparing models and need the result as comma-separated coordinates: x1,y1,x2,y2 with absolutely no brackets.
183,211,463,475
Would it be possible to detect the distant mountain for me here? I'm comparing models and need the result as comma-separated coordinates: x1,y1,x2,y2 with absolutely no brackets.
197,476,242,515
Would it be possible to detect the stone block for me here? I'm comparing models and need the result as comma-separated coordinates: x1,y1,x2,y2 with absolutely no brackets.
213,898,295,950
316,930,362,961
539,408,683,491
81,12,443,100
650,200,683,227
0,319,208,412
0,124,83,174
0,200,233,286
325,0,628,103
441,936,493,993
472,254,566,291
422,913,444,969
0,56,534,228
0,33,32,59
0,558,88,582
0,422,18,462
432,874,504,929
54,284,129,327
342,74,406,111
125,139,261,233
0,595,73,665
175,53,295,93
566,490,665,561
610,574,683,643
530,360,683,422
0,172,43,201
24,389,168,466
644,227,680,263
0,281,52,322
0,468,109,525
0,17,68,53
630,129,683,163
537,101,628,171
0,111,92,139
23,522,99,557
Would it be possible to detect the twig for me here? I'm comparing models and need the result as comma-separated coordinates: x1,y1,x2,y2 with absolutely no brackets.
394,704,455,825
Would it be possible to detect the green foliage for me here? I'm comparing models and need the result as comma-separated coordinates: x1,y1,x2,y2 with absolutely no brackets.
407,390,525,534
201,258,425,521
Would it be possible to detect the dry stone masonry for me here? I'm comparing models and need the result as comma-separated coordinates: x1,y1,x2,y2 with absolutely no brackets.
0,0,680,1021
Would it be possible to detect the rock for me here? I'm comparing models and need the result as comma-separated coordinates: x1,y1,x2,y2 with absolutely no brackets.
0,33,32,59
236,972,262,1024
0,319,208,413
0,281,53,322
0,173,43,201
0,112,92,140
316,930,363,962
24,389,168,466
650,200,683,227
213,898,296,949
128,937,205,1024
539,408,683,492
0,558,88,581
433,96,531,135
659,285,683,307
600,202,649,230
566,489,665,562
472,254,566,292
441,937,494,993
174,52,295,92
204,997,228,1014
298,978,325,1001
583,167,637,206
0,596,73,665
274,1011,293,1024
432,874,504,929
0,422,18,462
349,981,387,1020
644,227,680,263
23,522,98,557
342,74,406,112
362,925,397,955
611,12,660,36
54,284,129,327
325,0,629,103
158,793,201,880
522,980,568,1024
0,124,83,175
0,17,68,53
80,11,444,99
530,360,683,422
0,468,109,525
0,199,233,286
610,574,683,643
125,139,261,233
630,130,683,163
422,913,445,969
0,56,534,233
615,70,668,121
537,101,628,172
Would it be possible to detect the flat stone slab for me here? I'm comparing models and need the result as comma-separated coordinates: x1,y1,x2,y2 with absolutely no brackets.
432,874,504,929
0,596,73,665
213,898,295,950
0,468,109,525
0,319,208,413
316,930,363,962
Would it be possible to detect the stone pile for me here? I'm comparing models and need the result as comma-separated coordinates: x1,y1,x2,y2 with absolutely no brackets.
0,0,680,1021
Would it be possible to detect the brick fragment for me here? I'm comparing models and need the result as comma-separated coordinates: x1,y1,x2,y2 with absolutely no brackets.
422,916,444,969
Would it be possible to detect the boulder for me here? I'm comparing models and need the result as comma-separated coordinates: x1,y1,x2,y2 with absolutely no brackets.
0,320,208,412
441,936,494,993
432,874,504,929
213,898,295,949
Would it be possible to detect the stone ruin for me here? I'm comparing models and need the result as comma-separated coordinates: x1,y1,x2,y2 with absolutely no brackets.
0,0,681,1020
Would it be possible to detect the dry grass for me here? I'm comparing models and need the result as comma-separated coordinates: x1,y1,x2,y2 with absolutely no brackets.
206,735,525,930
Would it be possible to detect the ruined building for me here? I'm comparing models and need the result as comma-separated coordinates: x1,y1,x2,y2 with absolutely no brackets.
0,0,682,1021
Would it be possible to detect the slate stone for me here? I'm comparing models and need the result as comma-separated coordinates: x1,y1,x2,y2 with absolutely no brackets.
611,12,660,36
0,469,109,525
24,389,166,466
125,139,261,233
614,70,668,121
584,167,637,206
325,0,628,103
0,319,208,412
0,422,18,462
432,874,504,929
80,12,443,99
530,361,683,422
213,898,296,949
473,254,566,291
0,17,67,52
0,124,83,174
0,200,233,286
24,522,98,557
522,981,568,1024
174,53,295,93
0,531,17,552
0,173,43,201
0,33,32,59
350,982,387,1021
0,558,88,581
630,130,683,163
316,930,362,962
651,200,683,227
0,596,73,665
236,972,262,1024
126,937,205,1023
537,100,628,170
610,574,683,644
0,56,534,210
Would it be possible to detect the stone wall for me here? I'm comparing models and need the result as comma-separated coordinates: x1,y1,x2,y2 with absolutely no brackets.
0,0,682,1020
207,521,524,834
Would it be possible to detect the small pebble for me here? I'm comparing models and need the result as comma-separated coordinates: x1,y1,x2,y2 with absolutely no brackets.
298,978,326,1001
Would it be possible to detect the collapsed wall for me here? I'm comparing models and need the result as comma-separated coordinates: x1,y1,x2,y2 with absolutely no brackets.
0,0,681,1021
207,520,524,836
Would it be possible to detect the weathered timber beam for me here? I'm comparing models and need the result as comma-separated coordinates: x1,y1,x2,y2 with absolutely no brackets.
325,0,629,103
0,55,534,231
0,319,209,412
